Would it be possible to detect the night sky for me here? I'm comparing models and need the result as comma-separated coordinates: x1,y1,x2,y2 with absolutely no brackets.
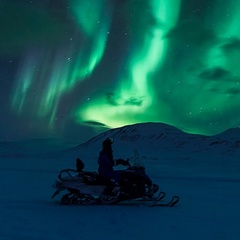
1,0,240,141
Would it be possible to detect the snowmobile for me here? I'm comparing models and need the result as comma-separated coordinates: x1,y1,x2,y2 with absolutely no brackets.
51,151,179,207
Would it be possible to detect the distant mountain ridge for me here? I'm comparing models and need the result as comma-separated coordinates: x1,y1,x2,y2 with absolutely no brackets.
74,122,240,155
0,122,239,157
0,138,78,157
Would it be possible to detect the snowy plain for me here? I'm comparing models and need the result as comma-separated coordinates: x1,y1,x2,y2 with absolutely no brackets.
0,122,240,240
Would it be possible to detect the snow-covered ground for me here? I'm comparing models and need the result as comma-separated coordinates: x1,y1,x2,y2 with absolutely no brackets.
0,122,240,240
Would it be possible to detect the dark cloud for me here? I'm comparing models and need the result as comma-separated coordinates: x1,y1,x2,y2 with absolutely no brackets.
81,121,110,128
208,87,240,95
124,97,143,106
199,67,230,81
225,88,240,95
221,38,240,52
106,92,118,106
105,92,143,106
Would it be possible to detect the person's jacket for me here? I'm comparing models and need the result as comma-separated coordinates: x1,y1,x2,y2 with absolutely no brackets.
98,150,114,176
97,149,121,182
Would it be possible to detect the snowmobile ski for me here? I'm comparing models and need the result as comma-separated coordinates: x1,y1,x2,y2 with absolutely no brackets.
153,191,166,202
150,195,179,207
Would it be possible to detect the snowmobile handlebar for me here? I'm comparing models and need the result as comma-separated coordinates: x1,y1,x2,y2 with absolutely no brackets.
116,158,130,166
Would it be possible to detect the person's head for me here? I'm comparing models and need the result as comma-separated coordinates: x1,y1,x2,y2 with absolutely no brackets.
102,138,113,151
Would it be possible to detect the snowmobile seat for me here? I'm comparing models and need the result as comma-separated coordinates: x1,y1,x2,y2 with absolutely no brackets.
95,174,113,185
80,171,111,185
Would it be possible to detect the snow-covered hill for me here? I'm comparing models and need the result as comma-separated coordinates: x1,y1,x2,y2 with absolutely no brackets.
76,122,240,152
1,122,239,157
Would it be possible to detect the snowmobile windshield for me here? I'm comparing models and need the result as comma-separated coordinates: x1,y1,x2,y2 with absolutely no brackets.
129,150,145,169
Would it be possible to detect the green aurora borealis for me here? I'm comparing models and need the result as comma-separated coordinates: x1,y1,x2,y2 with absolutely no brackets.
1,0,240,140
